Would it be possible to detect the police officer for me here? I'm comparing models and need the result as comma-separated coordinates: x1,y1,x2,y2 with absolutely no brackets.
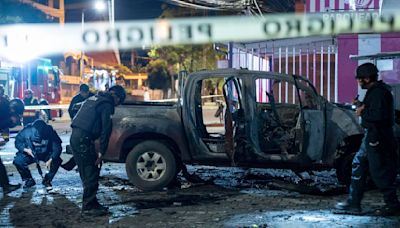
68,84,94,119
70,85,126,216
61,84,94,170
13,119,62,189
335,63,400,215
23,89,39,106
0,84,8,100
0,98,24,193
23,89,40,126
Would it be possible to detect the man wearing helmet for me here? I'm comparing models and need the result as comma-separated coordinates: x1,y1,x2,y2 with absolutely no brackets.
0,95,24,194
335,63,400,215
70,85,126,216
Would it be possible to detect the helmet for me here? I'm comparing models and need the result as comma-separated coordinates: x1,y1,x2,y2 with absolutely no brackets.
355,63,379,81
9,98,24,116
79,84,90,92
32,119,52,140
109,85,126,104
24,89,34,95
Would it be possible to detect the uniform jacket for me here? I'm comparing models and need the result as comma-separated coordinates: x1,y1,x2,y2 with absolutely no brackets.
68,92,94,119
361,81,394,144
71,92,115,155
15,124,62,160
0,96,11,130
23,97,39,106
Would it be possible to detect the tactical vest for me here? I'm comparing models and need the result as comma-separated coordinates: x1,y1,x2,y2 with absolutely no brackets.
71,94,114,137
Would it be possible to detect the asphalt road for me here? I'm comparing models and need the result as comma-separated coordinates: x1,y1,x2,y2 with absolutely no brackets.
1,109,400,227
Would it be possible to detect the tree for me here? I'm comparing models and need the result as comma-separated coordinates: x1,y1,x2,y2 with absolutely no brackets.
114,64,133,77
148,44,222,74
146,59,170,98
0,0,52,24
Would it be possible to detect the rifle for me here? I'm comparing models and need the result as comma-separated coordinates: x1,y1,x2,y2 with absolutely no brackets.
27,138,43,178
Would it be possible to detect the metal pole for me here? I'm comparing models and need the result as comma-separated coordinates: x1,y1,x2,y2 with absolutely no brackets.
228,42,233,68
258,44,261,71
278,47,282,103
320,46,324,97
238,49,241,68
313,48,316,87
327,46,331,101
306,48,309,79
299,48,302,76
285,47,288,103
292,47,296,104
80,11,85,80
251,48,254,70
334,46,338,103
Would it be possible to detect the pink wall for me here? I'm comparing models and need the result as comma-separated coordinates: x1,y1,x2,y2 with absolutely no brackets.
337,35,359,103
381,33,400,84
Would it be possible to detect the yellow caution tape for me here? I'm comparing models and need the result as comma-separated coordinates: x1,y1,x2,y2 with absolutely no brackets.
0,11,398,60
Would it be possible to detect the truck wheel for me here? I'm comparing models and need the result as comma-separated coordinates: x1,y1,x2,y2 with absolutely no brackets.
335,152,355,187
126,140,177,191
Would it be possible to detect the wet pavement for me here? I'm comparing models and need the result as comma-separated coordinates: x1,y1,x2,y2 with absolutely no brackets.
1,118,400,227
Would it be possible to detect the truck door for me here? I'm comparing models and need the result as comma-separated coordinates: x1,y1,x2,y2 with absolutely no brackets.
223,77,243,162
295,77,325,162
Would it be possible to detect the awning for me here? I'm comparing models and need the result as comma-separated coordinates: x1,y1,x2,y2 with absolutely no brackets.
85,51,120,67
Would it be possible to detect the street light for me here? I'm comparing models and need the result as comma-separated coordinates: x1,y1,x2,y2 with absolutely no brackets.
80,1,109,80
95,1,106,11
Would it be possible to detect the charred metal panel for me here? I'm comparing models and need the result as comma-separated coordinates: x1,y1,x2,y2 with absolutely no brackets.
103,103,189,162
323,103,364,164
302,110,324,161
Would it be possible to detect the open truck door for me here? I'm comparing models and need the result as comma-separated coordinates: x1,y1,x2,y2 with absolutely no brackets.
222,77,243,163
294,76,326,162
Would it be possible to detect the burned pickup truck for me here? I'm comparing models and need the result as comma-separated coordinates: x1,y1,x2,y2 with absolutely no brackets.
102,69,365,190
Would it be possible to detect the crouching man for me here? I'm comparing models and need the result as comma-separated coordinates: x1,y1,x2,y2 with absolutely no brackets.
13,120,62,189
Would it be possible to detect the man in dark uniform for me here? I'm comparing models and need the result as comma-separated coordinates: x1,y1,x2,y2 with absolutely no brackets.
23,89,39,106
61,84,94,169
335,63,400,216
70,85,126,216
68,84,94,119
13,119,62,189
0,98,24,193
23,89,40,126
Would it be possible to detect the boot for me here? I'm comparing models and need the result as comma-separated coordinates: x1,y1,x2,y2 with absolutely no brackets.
23,178,36,189
334,200,362,214
42,176,53,190
3,183,21,194
82,202,109,217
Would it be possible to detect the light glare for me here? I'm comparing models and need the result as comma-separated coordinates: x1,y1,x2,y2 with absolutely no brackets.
95,1,106,11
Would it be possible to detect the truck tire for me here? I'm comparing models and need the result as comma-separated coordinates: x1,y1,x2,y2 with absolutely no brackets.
125,140,177,191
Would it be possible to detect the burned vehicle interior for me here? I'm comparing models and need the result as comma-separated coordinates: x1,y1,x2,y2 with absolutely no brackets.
193,73,324,165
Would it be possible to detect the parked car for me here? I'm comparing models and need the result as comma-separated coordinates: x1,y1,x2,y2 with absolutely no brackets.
102,69,367,190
